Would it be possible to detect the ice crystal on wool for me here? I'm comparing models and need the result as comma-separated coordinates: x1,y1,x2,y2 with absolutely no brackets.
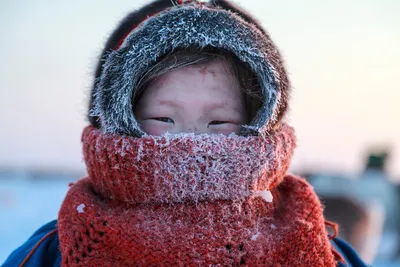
82,124,296,205
77,204,85,213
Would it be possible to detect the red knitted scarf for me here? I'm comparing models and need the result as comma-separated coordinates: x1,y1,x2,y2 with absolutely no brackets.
58,125,339,266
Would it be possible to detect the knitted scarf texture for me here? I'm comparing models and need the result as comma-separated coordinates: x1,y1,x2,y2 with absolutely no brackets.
58,125,339,266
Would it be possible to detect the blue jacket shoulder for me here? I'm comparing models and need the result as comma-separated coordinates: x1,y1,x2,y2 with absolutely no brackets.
333,237,370,267
1,220,61,267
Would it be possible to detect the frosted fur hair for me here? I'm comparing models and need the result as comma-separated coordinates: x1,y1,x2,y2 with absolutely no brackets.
89,0,290,136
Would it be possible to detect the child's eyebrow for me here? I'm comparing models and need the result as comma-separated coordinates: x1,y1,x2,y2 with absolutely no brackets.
160,100,226,109
205,102,244,115
207,103,228,110
158,100,241,113
158,100,182,108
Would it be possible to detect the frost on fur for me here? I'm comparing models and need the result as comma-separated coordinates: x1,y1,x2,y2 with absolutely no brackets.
91,5,289,137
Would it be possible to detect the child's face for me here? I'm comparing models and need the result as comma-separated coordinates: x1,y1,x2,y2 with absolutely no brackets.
134,59,246,136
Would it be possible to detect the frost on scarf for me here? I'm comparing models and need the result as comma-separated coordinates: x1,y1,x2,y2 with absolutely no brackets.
83,124,295,205
57,124,338,266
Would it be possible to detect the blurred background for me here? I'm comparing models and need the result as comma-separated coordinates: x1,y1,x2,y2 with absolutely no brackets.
0,0,399,265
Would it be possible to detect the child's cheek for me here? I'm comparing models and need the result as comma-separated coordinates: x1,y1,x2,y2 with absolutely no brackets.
141,122,171,136
211,124,241,135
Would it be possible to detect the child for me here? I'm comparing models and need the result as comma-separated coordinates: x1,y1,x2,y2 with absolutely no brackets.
2,0,368,266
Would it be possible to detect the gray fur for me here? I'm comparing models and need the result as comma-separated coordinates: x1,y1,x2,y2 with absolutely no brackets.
91,4,289,136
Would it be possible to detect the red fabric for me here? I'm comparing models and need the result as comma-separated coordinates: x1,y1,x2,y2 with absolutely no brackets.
58,125,339,266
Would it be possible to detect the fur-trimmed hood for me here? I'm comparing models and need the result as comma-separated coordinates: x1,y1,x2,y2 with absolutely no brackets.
88,0,290,136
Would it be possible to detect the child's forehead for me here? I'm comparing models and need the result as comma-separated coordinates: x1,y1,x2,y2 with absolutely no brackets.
197,59,235,75
170,58,236,78
148,58,234,83
140,63,243,102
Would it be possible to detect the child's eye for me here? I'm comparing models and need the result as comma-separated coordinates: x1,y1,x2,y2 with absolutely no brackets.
208,121,228,126
152,117,174,123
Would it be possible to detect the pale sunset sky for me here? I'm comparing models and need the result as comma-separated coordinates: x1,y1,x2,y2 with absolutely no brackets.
0,0,399,177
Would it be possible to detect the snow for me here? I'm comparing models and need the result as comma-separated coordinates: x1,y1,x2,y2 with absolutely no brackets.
0,177,71,264
251,190,273,203
77,203,85,213
251,231,260,241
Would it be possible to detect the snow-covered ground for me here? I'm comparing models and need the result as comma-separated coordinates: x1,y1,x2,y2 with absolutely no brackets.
1,177,400,266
